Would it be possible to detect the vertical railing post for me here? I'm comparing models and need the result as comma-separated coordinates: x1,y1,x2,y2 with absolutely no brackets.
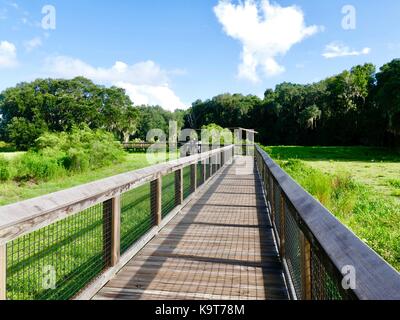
175,169,183,206
111,196,121,267
0,244,6,300
300,233,312,300
151,178,162,226
190,164,197,193
221,151,225,168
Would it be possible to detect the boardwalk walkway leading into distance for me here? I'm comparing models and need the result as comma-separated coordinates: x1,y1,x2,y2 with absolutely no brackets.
93,157,289,300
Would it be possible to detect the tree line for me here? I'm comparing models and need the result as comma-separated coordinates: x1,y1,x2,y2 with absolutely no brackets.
185,59,400,147
0,59,399,150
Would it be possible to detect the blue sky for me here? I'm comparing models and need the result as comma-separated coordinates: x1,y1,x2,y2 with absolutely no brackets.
0,0,400,110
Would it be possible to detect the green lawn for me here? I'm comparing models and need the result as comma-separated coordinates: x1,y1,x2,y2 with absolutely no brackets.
262,146,400,271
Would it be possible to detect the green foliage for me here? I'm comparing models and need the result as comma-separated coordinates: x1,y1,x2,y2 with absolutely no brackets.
201,123,233,145
0,77,139,149
0,127,124,182
0,141,16,152
16,152,65,181
0,157,12,181
185,60,399,147
135,106,184,141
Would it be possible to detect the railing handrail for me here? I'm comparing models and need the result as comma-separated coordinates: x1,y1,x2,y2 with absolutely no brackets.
0,145,234,246
256,145,400,300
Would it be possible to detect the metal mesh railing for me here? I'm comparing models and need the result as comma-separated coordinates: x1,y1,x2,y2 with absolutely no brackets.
6,203,108,300
284,202,303,299
273,181,281,242
310,247,347,300
162,172,176,218
255,146,357,301
197,161,204,187
183,166,192,199
120,183,153,254
206,158,211,180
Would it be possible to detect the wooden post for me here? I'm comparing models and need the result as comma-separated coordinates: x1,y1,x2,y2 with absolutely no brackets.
300,232,312,300
151,178,162,226
111,196,121,267
0,244,6,300
175,169,183,206
221,151,225,168
190,164,197,193
203,160,207,182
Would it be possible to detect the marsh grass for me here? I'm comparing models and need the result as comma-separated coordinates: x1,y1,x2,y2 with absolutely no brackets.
264,146,400,271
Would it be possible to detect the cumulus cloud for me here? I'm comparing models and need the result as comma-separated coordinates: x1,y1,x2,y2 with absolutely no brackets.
214,0,322,82
43,56,186,111
24,37,42,52
0,41,18,68
322,42,371,59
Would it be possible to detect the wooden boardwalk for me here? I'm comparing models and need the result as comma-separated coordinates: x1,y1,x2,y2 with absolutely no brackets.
93,157,289,300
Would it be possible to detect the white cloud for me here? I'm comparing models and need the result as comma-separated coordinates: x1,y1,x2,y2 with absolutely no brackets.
0,41,18,68
214,0,322,82
43,56,186,111
322,42,371,59
116,82,186,110
24,37,42,52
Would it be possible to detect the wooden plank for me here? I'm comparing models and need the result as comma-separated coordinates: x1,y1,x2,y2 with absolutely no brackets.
111,196,121,267
0,244,5,300
300,232,311,300
0,145,234,246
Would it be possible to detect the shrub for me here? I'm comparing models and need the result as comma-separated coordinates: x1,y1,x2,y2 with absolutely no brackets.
35,126,125,172
0,141,16,152
0,157,12,181
16,152,65,181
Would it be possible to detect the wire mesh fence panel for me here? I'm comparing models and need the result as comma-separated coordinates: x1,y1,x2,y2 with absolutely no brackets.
120,183,153,254
6,203,108,300
273,182,281,242
206,159,211,180
162,172,176,218
183,166,192,199
311,247,347,300
284,202,303,299
197,161,204,187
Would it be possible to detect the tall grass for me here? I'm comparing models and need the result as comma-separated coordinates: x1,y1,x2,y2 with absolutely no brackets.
274,157,400,271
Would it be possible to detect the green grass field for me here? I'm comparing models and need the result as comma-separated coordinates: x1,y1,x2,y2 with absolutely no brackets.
263,146,400,271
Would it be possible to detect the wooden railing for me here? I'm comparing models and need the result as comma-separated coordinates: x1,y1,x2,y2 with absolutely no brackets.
0,145,234,300
255,145,400,300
